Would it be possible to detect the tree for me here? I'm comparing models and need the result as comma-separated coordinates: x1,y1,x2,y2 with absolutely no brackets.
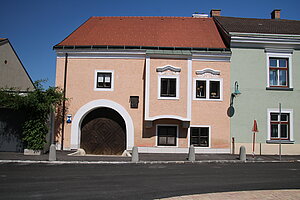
0,81,65,150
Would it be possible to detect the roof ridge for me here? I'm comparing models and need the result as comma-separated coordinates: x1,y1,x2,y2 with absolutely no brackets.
90,16,211,19
215,15,300,22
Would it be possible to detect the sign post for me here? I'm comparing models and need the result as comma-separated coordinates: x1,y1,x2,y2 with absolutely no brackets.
252,120,259,159
279,103,282,161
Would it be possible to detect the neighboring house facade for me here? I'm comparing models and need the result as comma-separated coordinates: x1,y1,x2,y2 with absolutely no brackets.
0,38,34,91
0,38,35,152
54,15,231,154
214,10,300,155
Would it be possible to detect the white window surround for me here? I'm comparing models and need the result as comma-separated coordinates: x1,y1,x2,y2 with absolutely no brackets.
193,78,223,101
158,74,180,100
156,124,179,147
267,108,294,141
94,70,114,91
188,125,211,148
156,65,181,73
266,52,293,88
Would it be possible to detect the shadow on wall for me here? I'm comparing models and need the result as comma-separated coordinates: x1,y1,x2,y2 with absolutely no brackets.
0,108,26,152
143,118,188,138
54,98,70,148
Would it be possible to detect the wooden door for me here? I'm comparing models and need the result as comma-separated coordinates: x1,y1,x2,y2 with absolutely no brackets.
80,118,126,155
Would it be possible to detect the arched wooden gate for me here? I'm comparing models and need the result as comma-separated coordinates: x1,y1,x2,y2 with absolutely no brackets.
80,107,126,155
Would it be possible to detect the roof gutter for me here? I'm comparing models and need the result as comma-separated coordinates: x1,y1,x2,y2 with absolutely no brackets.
53,45,230,52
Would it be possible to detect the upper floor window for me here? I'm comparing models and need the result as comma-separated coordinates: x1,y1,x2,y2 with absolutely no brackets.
194,79,222,101
94,70,114,91
161,78,176,97
266,51,292,89
269,58,288,87
158,75,179,99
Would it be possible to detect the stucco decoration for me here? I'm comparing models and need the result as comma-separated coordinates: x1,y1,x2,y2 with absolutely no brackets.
70,99,134,150
156,65,181,73
195,68,220,78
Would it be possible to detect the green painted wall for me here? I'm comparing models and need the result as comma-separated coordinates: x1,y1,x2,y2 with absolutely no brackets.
230,48,300,144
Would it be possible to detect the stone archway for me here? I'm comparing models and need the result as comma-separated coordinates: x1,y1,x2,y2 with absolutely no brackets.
70,99,134,151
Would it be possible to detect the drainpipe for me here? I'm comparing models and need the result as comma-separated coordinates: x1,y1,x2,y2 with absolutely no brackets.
61,53,68,150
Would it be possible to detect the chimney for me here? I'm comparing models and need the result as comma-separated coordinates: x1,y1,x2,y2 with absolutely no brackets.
210,9,221,17
271,9,281,19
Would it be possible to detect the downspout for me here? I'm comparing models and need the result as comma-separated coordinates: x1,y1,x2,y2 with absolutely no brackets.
61,53,68,150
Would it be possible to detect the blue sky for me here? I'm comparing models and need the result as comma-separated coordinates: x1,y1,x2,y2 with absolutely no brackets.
1,0,300,88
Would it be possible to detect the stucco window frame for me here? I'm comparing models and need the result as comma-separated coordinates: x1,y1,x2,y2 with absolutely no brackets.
156,124,179,147
193,78,223,101
157,74,180,100
266,52,293,89
267,108,294,143
94,70,114,91
188,125,211,148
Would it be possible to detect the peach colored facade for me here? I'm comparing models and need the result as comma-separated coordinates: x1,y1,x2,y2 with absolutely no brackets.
55,50,231,154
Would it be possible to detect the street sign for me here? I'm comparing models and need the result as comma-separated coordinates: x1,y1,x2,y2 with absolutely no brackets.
252,120,259,132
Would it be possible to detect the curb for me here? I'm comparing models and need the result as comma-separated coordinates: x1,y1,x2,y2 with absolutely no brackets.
0,159,298,165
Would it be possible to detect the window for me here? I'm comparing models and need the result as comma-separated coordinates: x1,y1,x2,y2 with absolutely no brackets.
209,81,220,99
158,75,179,99
190,127,209,147
97,72,111,88
94,70,114,91
266,51,293,89
157,125,177,146
196,80,206,98
195,79,222,100
269,58,289,87
161,78,176,97
267,109,294,143
270,113,290,140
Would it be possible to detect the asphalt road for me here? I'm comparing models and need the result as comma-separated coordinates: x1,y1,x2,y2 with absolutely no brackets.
0,162,300,199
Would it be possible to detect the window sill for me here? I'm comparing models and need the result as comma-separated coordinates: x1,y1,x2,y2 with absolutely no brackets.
266,87,293,91
193,98,223,102
155,145,178,148
266,140,295,144
94,88,114,91
158,97,179,100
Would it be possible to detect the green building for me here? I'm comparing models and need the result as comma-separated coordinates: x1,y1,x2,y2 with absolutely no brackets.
214,10,300,155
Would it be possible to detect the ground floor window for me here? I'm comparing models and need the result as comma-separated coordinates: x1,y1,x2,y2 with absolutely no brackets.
157,125,177,146
190,127,209,147
270,113,290,140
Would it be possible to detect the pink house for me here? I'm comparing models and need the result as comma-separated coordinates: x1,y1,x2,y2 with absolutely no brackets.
54,15,231,155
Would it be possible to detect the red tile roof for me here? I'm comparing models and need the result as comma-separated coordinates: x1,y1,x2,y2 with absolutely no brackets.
55,17,226,49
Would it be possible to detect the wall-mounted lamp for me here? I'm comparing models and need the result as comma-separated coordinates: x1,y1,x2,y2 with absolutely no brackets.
228,81,241,117
232,81,241,97
230,81,241,108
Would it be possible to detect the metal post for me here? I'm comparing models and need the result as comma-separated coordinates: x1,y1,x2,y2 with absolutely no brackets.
232,137,235,155
260,143,262,156
252,132,256,159
279,103,282,161
61,53,68,151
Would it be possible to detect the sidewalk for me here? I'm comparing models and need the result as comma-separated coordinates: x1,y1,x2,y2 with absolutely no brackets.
159,189,300,200
0,151,300,163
